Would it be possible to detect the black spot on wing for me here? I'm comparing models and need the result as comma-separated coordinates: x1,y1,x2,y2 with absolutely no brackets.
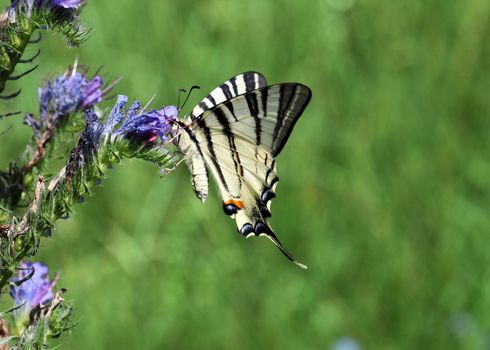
259,188,275,220
223,203,239,216
260,206,272,219
261,188,276,204
240,223,254,237
239,220,272,237
255,222,271,235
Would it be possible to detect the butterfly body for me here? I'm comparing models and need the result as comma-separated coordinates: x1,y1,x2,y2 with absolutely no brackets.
174,72,311,268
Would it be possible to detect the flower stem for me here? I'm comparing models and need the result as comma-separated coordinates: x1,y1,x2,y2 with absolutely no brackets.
0,19,36,95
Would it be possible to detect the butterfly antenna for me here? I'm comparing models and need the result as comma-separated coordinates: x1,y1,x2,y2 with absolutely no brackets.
178,85,200,111
177,88,186,110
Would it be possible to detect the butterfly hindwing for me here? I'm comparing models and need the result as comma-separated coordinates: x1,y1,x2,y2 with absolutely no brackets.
177,72,311,268
176,127,209,202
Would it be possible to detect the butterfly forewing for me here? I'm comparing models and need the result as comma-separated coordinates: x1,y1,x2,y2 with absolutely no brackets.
190,71,267,119
177,72,311,268
202,84,311,156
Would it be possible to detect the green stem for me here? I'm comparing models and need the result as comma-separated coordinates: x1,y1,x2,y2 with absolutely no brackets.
0,20,36,94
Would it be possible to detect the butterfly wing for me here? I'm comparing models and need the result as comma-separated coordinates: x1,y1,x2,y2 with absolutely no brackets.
177,73,311,268
190,71,267,119
176,72,268,202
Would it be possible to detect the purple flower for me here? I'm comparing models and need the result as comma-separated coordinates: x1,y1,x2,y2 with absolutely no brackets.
81,75,103,108
10,0,85,11
86,95,177,144
76,96,177,160
49,72,102,115
115,103,178,143
10,262,58,315
7,0,83,20
38,81,52,122
51,0,85,8
37,64,114,120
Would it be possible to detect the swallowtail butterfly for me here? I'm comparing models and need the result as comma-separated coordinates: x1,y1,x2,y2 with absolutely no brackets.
174,72,311,268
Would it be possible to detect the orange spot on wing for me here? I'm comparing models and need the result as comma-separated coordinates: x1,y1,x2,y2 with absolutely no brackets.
224,199,245,209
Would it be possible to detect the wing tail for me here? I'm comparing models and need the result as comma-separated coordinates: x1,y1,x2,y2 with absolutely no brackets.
261,231,307,269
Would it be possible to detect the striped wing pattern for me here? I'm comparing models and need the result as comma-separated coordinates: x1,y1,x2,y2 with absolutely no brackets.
190,72,267,119
176,72,311,268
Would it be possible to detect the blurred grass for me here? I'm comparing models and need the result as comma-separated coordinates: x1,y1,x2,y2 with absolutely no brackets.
1,0,490,349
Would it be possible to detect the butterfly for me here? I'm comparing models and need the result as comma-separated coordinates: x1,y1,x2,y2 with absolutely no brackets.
174,72,311,268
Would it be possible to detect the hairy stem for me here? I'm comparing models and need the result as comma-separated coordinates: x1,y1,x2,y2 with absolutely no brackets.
0,21,36,94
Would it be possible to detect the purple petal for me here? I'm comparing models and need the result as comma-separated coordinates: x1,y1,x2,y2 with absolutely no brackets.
103,95,129,135
10,262,57,315
41,69,108,116
51,0,84,8
84,76,103,97
163,105,178,119
80,93,102,109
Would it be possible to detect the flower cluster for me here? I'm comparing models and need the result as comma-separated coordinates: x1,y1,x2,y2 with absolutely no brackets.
84,95,178,149
6,262,73,347
40,66,107,116
24,65,112,138
9,262,58,317
54,96,179,199
49,0,85,9
113,100,178,143
5,0,85,32
8,0,85,17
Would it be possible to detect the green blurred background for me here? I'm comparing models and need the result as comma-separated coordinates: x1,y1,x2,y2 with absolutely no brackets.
2,0,490,349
